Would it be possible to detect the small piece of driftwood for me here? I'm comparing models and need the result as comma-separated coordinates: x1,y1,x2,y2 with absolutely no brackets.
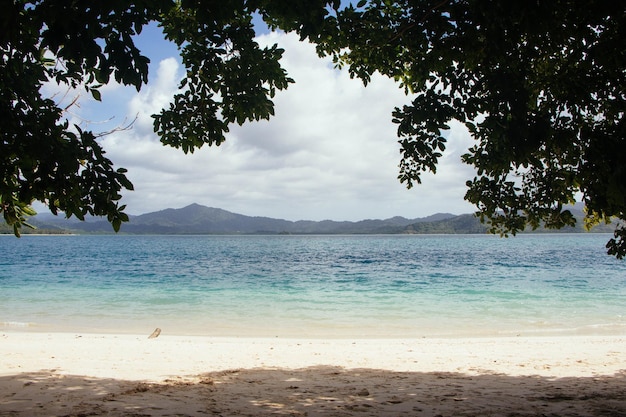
148,328,161,339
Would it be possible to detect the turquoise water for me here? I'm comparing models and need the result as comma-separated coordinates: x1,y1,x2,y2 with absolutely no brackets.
0,234,624,338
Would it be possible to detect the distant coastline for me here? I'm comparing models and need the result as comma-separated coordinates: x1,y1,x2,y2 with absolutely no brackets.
2,202,617,236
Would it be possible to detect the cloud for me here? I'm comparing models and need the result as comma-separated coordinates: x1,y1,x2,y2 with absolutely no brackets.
99,32,476,221
126,57,182,135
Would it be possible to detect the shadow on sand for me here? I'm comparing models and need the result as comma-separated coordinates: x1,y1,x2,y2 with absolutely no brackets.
1,366,625,416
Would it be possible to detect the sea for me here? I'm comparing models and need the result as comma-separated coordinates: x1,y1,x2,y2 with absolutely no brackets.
0,234,624,338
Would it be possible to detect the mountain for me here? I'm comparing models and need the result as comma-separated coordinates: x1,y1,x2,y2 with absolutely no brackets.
11,202,616,235
23,203,457,235
117,204,458,234
403,214,488,234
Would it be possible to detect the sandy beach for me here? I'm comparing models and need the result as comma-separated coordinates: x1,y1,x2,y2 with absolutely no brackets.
0,332,624,416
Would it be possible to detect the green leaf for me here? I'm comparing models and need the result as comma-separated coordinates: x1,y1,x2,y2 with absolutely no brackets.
112,218,122,233
91,88,102,101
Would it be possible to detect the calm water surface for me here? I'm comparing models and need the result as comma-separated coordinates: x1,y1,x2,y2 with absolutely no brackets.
0,234,624,337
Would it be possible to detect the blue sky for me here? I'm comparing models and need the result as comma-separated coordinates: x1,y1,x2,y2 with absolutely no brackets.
42,20,477,221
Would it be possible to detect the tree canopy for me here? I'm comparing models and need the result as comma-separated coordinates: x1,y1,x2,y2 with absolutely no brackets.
2,0,625,257
1,0,336,233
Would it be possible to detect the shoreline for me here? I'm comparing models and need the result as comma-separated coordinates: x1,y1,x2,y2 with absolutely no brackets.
3,317,625,340
1,331,624,380
2,332,624,416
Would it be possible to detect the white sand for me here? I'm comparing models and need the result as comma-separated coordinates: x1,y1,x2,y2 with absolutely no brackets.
1,332,625,416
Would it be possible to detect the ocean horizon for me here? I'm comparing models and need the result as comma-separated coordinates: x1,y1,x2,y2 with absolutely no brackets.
1,234,624,338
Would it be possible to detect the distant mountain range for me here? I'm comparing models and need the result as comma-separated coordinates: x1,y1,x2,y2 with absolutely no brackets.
2,202,616,235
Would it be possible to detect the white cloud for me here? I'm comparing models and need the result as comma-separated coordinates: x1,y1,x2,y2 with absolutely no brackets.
99,32,476,221
126,57,182,134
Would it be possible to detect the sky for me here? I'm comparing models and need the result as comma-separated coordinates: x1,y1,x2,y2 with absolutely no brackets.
45,24,478,222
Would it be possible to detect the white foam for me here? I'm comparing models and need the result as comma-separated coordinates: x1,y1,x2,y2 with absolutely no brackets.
0,321,33,328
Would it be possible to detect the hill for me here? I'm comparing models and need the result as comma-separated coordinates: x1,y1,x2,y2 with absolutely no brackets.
22,204,455,234
5,203,615,235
